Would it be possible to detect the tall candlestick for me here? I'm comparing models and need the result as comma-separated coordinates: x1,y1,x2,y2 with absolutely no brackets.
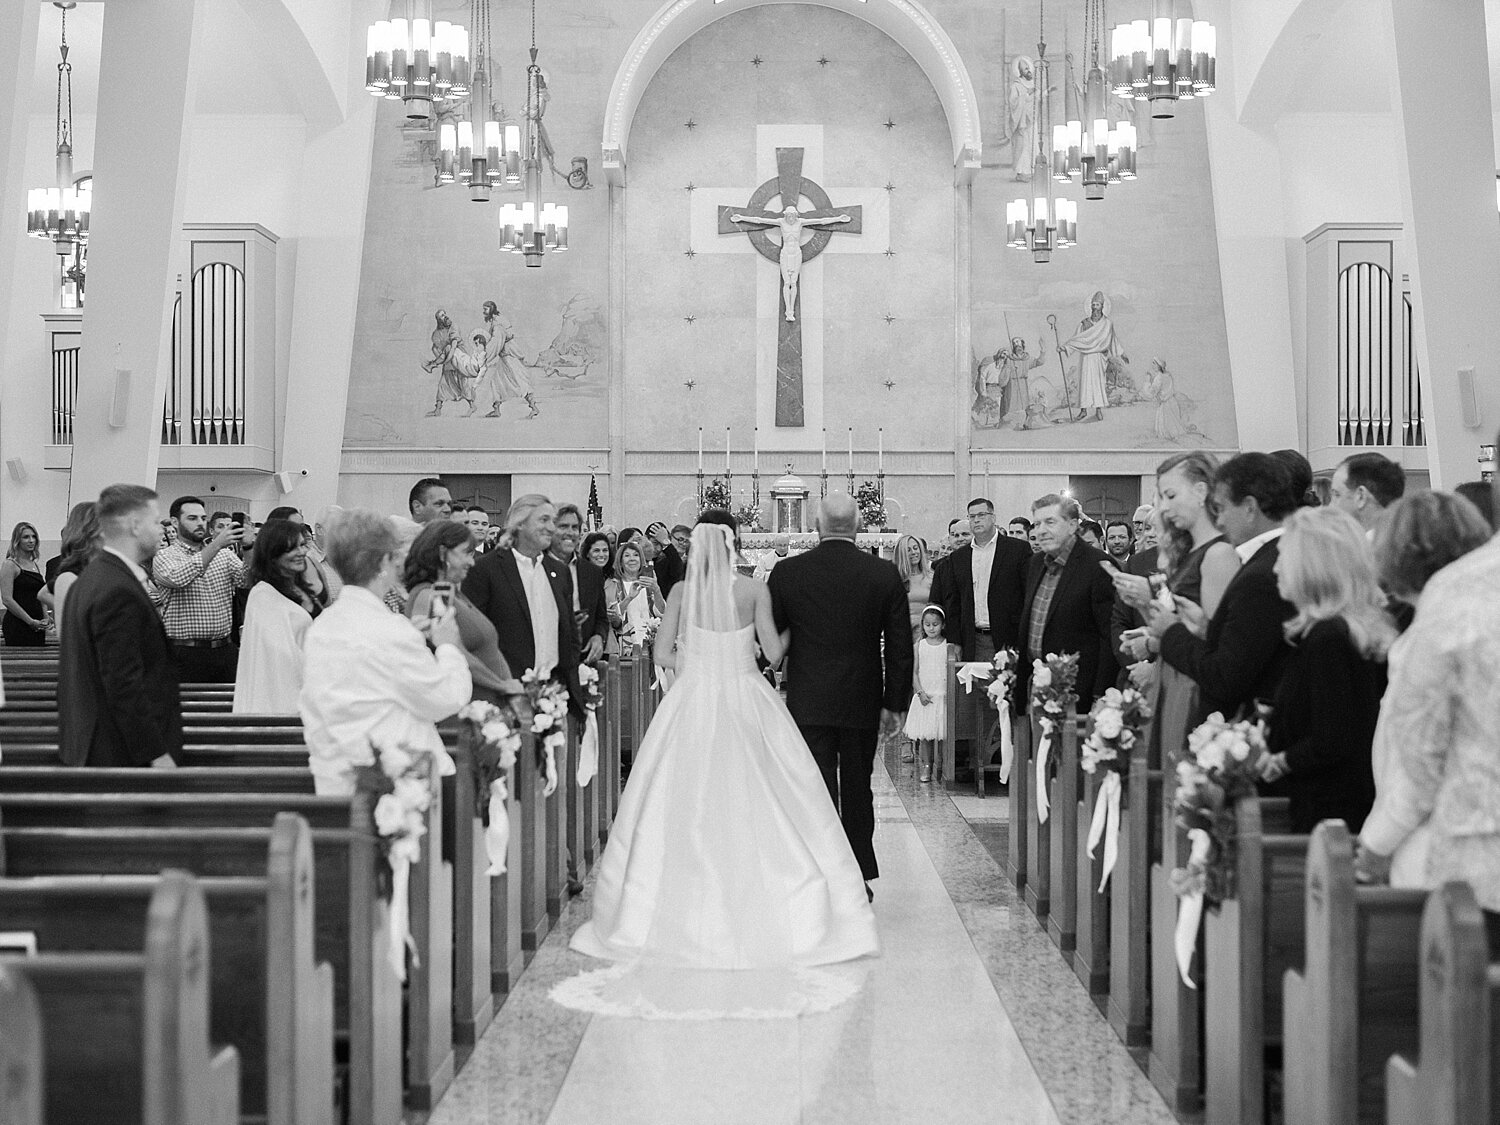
753,426,759,475
821,428,827,473
878,427,883,472
725,426,731,474
698,427,703,473
848,427,854,471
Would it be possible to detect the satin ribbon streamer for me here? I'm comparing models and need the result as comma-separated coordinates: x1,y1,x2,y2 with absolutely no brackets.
1086,772,1123,891
485,776,511,876
956,662,994,693
997,709,1014,784
1035,720,1054,823
388,856,413,982
576,713,599,788
1175,828,1212,989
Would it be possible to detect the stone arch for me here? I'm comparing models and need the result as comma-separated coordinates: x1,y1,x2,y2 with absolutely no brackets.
602,0,983,185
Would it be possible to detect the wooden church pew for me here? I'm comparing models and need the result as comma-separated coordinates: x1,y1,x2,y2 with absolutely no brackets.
1007,715,1031,891
0,963,43,1125
0,808,404,1125
9,870,241,1125
0,721,307,746
1023,714,1055,923
1073,758,1110,994
1203,797,1308,1125
1282,820,1426,1125
938,651,988,790
0,813,333,1125
1148,759,1205,1114
1107,745,1160,1045
1046,715,1080,953
1385,880,1500,1125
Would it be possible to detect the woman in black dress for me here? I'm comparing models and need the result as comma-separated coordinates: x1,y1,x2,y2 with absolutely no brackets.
1,522,48,646
1258,507,1396,833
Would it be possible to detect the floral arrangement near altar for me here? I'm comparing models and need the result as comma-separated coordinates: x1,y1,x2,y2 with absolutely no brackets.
1029,652,1079,824
854,479,886,529
1080,687,1153,891
702,477,731,512
353,741,434,979
735,502,764,532
1166,710,1269,987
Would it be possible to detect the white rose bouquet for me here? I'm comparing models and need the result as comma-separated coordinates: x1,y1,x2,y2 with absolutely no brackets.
1168,711,1270,987
521,668,569,798
1080,687,1154,891
354,740,435,980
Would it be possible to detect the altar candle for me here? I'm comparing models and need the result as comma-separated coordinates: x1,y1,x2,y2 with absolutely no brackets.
821,428,827,473
753,426,759,474
725,426,731,472
878,428,884,472
698,427,703,473
848,427,854,469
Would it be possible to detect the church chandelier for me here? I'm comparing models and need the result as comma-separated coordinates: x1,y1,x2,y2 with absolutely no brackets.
27,3,90,261
1108,0,1215,119
1051,0,1137,199
497,0,567,266
436,0,520,200
365,0,471,122
1008,2,1078,263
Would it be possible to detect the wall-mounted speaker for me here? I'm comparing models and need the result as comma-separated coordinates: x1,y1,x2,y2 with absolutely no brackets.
1457,367,1482,429
108,369,131,428
275,471,297,494
5,458,26,484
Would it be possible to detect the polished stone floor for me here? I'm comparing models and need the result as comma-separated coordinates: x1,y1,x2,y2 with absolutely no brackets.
427,749,1177,1125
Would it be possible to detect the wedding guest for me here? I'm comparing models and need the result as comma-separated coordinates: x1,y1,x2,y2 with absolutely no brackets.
1130,504,1158,556
1,522,48,646
1356,482,1500,939
1108,508,1163,689
549,503,608,664
1151,452,1298,724
42,501,100,636
383,516,421,613
949,517,974,551
1104,520,1134,564
1453,481,1497,531
208,511,233,540
1027,525,1043,553
580,532,614,576
904,606,955,783
1329,451,1405,537
1257,508,1394,832
1271,448,1320,509
1118,454,1240,747
405,520,521,707
600,525,619,552
152,497,250,682
408,477,454,524
234,519,322,714
1006,516,1031,541
1016,494,1117,709
606,539,665,650
1079,519,1105,550
1310,477,1333,507
463,494,583,714
265,505,337,606
895,533,936,635
300,509,470,795
464,506,492,552
59,485,181,768
649,521,685,597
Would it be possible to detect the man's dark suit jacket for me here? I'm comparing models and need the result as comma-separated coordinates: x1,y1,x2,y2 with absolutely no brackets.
1109,548,1161,683
655,544,685,598
464,548,584,716
768,539,913,730
59,551,183,767
1016,540,1118,709
931,534,1032,661
1159,537,1294,723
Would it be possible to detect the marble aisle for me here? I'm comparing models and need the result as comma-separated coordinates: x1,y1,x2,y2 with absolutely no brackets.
427,754,1177,1125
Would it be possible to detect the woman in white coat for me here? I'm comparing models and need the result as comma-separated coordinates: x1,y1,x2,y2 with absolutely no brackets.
234,518,328,713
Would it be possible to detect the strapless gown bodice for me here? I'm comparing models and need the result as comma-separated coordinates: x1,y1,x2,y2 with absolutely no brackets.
678,624,761,678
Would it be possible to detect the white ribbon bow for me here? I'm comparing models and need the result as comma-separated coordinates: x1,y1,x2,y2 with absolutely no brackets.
1174,828,1212,988
1086,771,1123,892
576,712,599,788
1035,719,1054,823
484,776,511,876
995,708,1014,784
956,662,995,693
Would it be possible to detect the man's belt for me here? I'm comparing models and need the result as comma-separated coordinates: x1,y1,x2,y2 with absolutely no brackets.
171,636,233,650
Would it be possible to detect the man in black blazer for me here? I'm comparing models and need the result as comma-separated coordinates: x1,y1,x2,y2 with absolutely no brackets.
548,503,608,664
59,484,183,768
648,522,686,598
463,495,584,717
769,494,912,892
1152,453,1297,723
1016,494,1118,710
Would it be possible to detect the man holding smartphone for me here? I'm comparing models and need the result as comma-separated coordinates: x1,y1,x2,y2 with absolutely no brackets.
152,495,251,683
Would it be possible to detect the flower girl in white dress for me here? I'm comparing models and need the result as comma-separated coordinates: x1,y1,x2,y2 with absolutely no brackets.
903,606,951,783
557,512,878,1018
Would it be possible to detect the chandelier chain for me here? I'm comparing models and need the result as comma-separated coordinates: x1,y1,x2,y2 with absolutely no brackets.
56,4,72,151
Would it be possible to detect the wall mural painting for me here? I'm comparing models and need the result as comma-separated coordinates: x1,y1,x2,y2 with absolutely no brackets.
972,293,1209,449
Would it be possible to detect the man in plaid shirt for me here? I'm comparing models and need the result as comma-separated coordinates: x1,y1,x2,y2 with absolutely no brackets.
151,495,251,683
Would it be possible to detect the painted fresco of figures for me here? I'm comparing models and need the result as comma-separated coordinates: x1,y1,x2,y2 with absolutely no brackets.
1058,291,1128,424
478,301,541,419
1007,56,1037,181
1142,358,1204,443
422,309,478,417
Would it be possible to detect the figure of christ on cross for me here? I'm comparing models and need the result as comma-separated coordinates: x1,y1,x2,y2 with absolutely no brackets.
719,146,863,426
729,206,852,323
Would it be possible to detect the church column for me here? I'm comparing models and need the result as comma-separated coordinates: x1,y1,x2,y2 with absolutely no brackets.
608,181,627,521
953,180,973,509
68,0,202,501
1386,0,1500,487
0,0,41,446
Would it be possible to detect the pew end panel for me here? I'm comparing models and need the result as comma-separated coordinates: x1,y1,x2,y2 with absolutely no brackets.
0,964,42,1125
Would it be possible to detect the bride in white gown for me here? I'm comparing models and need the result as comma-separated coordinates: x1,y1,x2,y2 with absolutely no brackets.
557,515,878,1017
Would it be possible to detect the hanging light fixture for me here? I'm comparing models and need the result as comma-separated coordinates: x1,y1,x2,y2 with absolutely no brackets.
1052,0,1136,199
1009,2,1077,263
365,0,471,123
1109,0,1215,119
498,0,567,266
437,0,520,199
27,3,90,260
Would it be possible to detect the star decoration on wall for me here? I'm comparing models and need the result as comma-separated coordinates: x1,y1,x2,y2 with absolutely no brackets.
884,181,896,193
684,379,698,390
817,55,830,67
883,247,896,258
684,314,698,324
751,55,764,67
684,182,696,193
684,248,697,258
883,117,897,130
883,312,897,325
684,118,697,130
883,379,896,391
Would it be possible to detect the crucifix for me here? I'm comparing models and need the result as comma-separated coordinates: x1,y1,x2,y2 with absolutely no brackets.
718,147,863,427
